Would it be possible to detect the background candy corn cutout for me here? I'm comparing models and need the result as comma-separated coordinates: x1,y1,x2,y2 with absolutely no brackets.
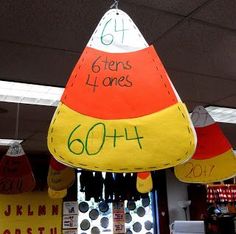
47,8,196,174
136,172,153,194
0,143,36,194
47,156,75,191
175,106,236,183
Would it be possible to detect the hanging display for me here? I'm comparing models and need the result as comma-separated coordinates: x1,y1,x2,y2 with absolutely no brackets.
0,142,35,194
136,172,153,194
47,156,75,191
175,106,236,183
47,6,196,191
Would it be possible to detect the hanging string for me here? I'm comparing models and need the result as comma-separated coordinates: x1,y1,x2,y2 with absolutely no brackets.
9,103,21,154
14,103,20,140
110,0,119,9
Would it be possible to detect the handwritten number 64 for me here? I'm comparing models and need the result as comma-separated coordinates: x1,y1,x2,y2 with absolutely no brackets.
100,18,127,46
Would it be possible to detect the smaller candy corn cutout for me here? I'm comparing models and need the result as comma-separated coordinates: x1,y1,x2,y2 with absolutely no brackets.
175,106,236,183
0,143,36,194
136,171,153,193
47,156,75,191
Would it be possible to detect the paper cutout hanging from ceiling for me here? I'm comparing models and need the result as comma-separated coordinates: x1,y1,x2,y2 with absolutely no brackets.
0,143,36,194
175,106,236,183
136,172,153,194
47,156,75,191
47,8,196,173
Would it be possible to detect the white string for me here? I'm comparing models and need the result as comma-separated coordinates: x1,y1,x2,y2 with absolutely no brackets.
110,0,119,9
15,103,20,140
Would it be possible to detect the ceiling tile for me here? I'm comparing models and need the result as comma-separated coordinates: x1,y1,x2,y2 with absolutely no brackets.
0,102,54,153
167,70,197,103
0,102,54,121
193,0,236,30
155,20,236,79
0,102,54,135
124,0,207,16
0,41,78,86
215,95,236,108
0,0,182,50
168,70,236,108
193,76,236,105
21,136,49,154
121,4,182,43
0,0,109,52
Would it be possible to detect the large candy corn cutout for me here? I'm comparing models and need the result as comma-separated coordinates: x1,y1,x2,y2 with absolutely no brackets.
48,9,196,173
175,106,236,183
0,143,36,194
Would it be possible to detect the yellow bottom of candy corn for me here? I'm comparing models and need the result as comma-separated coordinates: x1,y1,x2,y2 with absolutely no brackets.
175,149,236,183
48,102,196,172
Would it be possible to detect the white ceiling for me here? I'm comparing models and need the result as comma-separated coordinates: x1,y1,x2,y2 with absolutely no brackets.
0,0,236,154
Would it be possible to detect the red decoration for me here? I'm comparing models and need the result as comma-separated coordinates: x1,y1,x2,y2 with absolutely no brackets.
0,143,35,194
207,185,236,203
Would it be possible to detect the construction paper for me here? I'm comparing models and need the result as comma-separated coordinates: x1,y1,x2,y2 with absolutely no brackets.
61,46,178,119
175,106,236,183
49,102,195,172
0,143,35,194
48,9,196,172
192,124,231,159
0,191,62,233
47,156,75,191
136,172,153,193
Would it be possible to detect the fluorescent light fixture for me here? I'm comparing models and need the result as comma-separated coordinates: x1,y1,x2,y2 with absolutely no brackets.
205,106,236,124
0,80,64,106
0,139,23,146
